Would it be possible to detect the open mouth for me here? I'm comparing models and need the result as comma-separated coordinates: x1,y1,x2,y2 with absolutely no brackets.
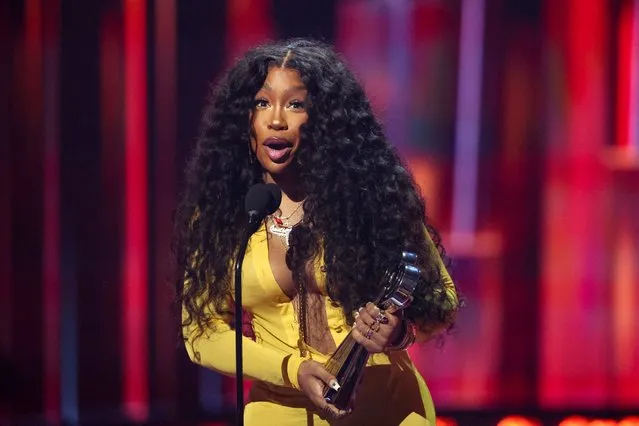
263,137,294,162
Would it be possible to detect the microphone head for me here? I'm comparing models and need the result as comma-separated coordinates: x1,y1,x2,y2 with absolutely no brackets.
244,183,282,223
263,183,282,215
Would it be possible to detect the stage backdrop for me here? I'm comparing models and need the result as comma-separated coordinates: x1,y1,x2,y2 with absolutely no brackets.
2,0,638,424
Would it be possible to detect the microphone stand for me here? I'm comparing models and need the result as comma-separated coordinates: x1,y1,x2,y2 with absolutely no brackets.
234,213,261,426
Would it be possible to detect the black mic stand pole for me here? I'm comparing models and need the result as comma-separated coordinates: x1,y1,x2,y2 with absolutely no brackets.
234,213,260,426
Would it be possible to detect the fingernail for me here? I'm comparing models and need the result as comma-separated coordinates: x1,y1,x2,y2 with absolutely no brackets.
329,379,340,390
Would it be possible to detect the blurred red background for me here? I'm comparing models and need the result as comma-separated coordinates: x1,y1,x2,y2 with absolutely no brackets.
2,0,638,425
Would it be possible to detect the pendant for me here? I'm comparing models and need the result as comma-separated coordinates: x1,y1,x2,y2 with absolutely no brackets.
269,223,292,246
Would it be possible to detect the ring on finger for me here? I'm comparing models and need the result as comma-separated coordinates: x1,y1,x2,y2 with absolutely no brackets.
371,321,381,332
376,311,388,324
365,327,374,339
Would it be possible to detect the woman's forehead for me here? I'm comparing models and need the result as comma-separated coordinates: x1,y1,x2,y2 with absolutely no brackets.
260,67,306,92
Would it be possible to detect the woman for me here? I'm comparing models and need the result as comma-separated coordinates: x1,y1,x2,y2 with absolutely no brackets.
174,38,460,425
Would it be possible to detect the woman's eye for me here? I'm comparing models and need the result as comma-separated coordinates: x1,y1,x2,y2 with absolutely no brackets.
288,100,306,110
254,99,269,109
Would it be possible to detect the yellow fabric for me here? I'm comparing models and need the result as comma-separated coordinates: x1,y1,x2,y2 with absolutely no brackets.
184,223,457,425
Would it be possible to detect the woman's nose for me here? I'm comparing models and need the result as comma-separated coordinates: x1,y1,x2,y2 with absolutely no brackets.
268,108,288,130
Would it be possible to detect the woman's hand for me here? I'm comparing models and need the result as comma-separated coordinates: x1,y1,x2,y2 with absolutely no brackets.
351,302,402,353
297,359,351,420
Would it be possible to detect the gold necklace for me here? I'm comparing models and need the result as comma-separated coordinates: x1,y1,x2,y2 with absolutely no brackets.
273,202,303,225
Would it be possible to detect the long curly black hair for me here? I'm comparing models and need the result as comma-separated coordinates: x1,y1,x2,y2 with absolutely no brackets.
175,38,458,342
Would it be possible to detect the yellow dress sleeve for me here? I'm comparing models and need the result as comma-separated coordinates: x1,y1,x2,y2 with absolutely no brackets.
431,238,458,311
413,229,459,342
182,295,309,389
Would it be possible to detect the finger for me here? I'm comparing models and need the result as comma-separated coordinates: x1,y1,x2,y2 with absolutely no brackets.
305,376,343,417
365,302,395,326
357,318,388,344
354,318,398,351
326,403,351,417
366,302,391,326
309,379,351,419
366,302,387,320
351,326,384,352
320,404,351,421
356,305,377,327
354,315,379,340
383,310,400,327
365,302,381,317
377,312,402,340
378,313,390,325
375,317,398,335
352,308,389,350
310,362,341,392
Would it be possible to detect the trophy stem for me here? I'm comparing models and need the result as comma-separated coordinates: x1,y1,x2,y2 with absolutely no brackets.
322,333,370,410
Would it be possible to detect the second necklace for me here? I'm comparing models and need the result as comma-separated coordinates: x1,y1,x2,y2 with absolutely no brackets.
268,202,303,248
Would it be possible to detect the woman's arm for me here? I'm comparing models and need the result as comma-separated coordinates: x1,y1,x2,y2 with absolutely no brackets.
412,230,460,343
182,300,309,389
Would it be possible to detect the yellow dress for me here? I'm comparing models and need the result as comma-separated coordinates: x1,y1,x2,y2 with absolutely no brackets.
184,223,458,426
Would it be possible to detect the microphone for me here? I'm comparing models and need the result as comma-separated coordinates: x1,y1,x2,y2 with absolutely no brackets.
244,183,282,227
235,182,281,426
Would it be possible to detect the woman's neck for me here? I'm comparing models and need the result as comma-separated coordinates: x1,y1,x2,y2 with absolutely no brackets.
264,172,305,215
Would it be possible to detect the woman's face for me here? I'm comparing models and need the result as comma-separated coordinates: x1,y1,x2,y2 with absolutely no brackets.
250,67,309,178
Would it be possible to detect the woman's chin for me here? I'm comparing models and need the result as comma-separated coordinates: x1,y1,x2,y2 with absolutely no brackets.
260,159,298,178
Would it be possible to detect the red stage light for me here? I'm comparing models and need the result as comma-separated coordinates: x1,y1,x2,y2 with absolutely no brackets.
123,0,148,421
497,415,541,426
589,420,620,426
558,416,590,426
436,417,458,426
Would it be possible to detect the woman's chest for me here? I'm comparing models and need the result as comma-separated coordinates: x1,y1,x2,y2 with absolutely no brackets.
240,229,326,309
